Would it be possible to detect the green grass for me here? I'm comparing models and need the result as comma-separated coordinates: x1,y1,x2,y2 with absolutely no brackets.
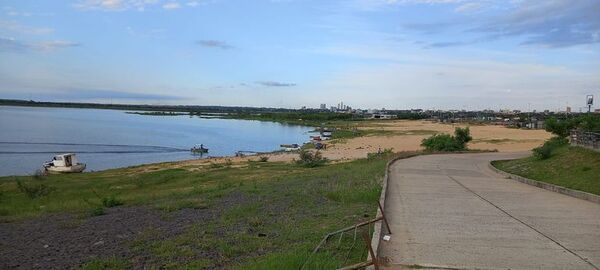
493,145,600,195
0,152,410,269
81,256,131,270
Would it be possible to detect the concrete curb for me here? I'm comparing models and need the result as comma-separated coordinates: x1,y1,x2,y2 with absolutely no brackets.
488,162,600,204
367,154,418,269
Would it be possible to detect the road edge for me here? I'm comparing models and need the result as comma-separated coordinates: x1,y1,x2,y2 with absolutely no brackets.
488,162,600,204
367,153,421,269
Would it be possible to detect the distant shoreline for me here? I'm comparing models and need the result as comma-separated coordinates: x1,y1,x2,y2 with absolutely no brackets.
0,98,302,114
0,99,362,127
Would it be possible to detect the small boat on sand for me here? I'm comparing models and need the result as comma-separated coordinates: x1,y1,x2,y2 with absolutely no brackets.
280,144,299,148
191,144,209,153
43,153,86,173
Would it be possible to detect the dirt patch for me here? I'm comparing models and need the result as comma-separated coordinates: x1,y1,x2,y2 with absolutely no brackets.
0,192,250,270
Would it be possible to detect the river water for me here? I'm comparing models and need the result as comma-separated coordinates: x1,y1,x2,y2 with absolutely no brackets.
0,106,312,176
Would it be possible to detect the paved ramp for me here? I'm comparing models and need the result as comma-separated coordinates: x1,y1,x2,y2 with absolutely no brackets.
379,153,600,270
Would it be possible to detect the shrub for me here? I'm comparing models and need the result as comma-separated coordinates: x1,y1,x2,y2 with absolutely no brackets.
532,137,568,160
421,134,462,151
225,159,233,166
454,127,472,145
16,180,54,199
545,115,600,137
296,150,328,167
258,156,269,162
421,127,472,152
544,137,568,148
102,195,123,208
545,117,575,138
532,145,552,160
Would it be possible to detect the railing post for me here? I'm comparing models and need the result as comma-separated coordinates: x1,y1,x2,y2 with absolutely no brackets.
378,201,392,235
363,232,379,270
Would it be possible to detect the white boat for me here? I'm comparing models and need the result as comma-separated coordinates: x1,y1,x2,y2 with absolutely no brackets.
43,153,86,173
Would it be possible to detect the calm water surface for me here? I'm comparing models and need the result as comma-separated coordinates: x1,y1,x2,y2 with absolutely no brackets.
0,106,313,176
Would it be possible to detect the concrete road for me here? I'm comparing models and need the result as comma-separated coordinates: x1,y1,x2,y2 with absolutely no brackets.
379,152,600,270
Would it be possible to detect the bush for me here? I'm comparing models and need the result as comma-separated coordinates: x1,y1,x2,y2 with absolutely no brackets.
545,137,568,148
421,134,461,151
545,117,575,138
545,115,600,137
102,195,123,208
532,145,553,160
16,180,54,199
454,127,472,145
258,156,269,162
296,150,328,167
532,137,568,160
421,127,472,152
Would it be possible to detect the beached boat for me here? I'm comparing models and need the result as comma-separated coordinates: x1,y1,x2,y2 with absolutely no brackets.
43,153,86,173
280,144,299,148
191,144,209,153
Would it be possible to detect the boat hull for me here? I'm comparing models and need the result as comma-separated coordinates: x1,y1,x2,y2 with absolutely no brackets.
46,163,86,173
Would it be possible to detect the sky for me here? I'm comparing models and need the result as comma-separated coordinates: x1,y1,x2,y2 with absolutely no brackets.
0,0,599,111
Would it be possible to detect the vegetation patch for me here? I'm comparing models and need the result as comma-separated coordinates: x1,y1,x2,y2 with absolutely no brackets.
421,127,472,152
0,153,412,269
493,145,600,195
81,256,131,270
296,150,329,167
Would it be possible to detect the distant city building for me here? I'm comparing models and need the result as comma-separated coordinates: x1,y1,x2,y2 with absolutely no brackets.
566,106,571,113
335,101,351,111
320,104,326,110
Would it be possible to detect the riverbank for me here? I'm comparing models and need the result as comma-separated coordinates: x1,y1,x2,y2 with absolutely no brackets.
266,120,551,161
0,119,553,269
0,152,398,269
108,120,551,171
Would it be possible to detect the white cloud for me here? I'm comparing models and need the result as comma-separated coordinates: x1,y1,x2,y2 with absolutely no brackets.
454,2,484,12
76,0,160,11
0,37,80,52
187,1,200,7
162,2,181,10
0,20,54,35
31,40,81,52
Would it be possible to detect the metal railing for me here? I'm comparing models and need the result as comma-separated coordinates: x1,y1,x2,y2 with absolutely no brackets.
301,202,392,270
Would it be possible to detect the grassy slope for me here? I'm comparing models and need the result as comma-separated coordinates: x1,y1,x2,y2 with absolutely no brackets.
493,146,600,195
0,154,404,269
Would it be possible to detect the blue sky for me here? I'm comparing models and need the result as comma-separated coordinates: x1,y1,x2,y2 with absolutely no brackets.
0,0,599,111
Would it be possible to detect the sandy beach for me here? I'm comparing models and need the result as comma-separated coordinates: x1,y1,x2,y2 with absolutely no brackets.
147,120,551,171
322,120,552,160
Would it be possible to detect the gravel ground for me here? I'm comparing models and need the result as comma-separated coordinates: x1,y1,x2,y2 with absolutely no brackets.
0,193,248,270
